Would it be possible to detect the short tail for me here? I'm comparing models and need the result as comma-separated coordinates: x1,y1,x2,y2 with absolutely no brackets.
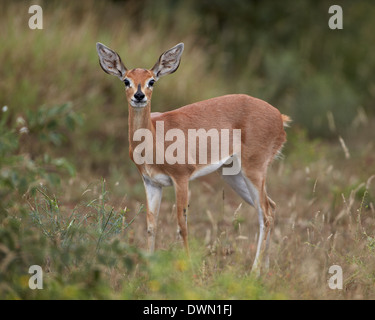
281,114,292,128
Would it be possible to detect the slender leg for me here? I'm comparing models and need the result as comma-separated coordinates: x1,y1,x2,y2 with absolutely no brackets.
264,227,271,270
264,195,276,271
249,186,265,275
173,179,190,255
220,167,266,274
250,181,275,274
143,177,163,253
242,172,273,275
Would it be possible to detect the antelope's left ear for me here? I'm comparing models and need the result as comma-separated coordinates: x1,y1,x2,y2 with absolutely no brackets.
151,43,184,80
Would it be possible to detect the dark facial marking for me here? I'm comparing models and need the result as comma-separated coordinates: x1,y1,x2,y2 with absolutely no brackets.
134,84,145,101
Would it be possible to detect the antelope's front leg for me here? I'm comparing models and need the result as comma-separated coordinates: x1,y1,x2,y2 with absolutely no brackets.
143,177,163,253
173,179,190,256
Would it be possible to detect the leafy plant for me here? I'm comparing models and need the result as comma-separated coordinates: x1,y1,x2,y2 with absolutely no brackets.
0,103,81,214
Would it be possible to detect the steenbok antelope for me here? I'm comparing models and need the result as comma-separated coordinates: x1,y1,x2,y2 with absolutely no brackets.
96,42,290,273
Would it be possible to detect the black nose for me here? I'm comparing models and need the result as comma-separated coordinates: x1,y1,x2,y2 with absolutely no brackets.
134,85,145,101
134,91,145,101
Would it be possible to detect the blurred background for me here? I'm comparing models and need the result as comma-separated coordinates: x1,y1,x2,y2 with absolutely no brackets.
1,0,375,299
2,0,374,175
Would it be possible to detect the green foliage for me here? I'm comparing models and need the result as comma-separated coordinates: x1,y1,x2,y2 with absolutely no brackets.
0,179,143,299
123,246,285,300
0,103,81,214
0,101,85,298
135,0,374,137
293,75,359,138
26,102,83,147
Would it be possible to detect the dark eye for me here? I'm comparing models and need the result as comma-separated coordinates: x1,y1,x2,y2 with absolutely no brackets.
148,79,155,87
124,79,130,87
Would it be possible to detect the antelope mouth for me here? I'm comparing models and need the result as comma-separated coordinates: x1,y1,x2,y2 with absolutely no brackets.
130,99,148,108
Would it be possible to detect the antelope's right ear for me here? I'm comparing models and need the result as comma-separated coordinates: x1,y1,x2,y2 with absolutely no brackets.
96,42,127,80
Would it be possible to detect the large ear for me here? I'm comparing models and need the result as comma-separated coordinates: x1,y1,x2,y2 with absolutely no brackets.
151,43,184,80
96,42,127,79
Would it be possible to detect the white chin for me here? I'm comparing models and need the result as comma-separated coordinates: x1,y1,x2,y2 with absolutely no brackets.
130,101,147,108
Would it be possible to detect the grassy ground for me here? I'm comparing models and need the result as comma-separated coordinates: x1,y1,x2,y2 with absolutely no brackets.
1,1,374,299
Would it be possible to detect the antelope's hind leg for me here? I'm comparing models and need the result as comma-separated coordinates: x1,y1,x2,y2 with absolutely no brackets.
242,172,274,274
220,166,274,274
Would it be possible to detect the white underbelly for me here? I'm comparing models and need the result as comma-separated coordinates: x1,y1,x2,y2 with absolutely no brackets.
148,173,173,187
189,156,231,181
145,156,233,187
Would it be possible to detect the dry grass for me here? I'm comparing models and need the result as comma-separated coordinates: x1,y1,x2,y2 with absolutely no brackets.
97,123,375,299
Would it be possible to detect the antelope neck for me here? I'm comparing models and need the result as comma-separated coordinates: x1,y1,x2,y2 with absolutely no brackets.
128,102,155,149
